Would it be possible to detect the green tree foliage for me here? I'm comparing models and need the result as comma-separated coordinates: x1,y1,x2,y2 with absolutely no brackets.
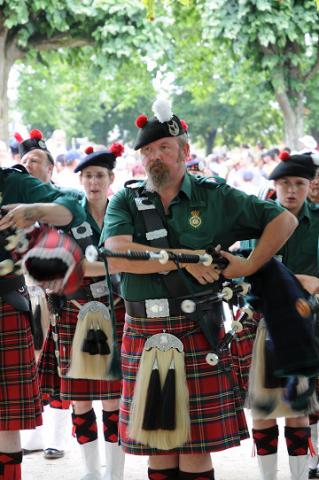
15,49,155,145
0,0,164,142
195,0,319,148
155,2,283,152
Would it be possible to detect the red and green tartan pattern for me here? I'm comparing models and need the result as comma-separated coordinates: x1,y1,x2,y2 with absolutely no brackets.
119,313,250,455
38,294,124,401
0,298,42,430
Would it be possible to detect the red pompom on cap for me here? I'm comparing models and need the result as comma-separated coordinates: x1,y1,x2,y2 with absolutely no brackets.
279,150,290,161
14,132,23,143
30,129,43,140
109,142,124,158
135,114,148,128
85,146,94,155
180,119,188,132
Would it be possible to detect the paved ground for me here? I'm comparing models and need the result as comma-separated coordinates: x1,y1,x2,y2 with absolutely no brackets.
22,411,296,479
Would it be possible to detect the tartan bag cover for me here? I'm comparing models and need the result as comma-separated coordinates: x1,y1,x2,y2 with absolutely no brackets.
23,227,83,296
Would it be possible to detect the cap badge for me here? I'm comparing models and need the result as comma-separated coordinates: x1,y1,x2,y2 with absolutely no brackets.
38,140,46,149
189,210,201,228
167,119,180,136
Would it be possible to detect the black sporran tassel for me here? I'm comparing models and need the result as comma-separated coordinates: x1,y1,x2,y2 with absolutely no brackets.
95,328,110,355
160,358,176,430
142,354,162,430
82,327,99,355
31,303,44,350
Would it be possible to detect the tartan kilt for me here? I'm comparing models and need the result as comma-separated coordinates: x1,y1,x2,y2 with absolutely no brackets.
230,311,259,400
0,298,42,430
38,295,124,401
119,312,249,455
37,323,60,397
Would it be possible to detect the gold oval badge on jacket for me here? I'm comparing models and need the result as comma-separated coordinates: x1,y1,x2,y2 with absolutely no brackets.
189,210,202,228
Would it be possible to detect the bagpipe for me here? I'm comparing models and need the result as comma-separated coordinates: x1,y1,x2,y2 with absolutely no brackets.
3,219,318,379
85,244,319,376
0,218,83,296
86,245,252,365
87,245,319,418
3,222,319,401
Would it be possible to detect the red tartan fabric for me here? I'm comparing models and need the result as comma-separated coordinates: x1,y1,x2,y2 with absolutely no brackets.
119,313,249,455
230,311,259,399
37,324,60,397
38,293,124,401
0,299,42,430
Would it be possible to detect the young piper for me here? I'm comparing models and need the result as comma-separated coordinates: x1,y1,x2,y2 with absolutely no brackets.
38,144,125,480
247,150,319,480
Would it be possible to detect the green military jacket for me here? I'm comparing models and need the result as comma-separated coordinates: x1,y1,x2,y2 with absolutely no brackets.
242,200,319,276
0,167,86,262
75,196,104,248
102,173,285,301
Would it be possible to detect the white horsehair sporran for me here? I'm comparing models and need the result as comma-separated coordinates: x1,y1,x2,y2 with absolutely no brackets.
128,331,190,450
66,300,113,380
248,318,319,419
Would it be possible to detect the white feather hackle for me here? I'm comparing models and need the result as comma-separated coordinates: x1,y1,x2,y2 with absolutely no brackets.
152,98,173,123
311,152,319,166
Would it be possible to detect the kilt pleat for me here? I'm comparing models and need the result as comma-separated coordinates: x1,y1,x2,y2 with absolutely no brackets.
119,313,249,455
0,298,42,430
37,324,60,397
38,295,124,401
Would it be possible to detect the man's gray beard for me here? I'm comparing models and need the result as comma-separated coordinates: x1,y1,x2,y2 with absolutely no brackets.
145,164,170,191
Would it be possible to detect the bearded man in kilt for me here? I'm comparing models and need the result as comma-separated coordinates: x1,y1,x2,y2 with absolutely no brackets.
101,98,298,480
0,130,85,480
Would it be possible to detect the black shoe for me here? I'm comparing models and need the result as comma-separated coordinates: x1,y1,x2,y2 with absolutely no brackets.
309,468,319,479
22,448,43,455
43,448,65,459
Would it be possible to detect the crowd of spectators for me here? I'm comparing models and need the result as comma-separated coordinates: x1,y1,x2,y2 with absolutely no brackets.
1,130,318,198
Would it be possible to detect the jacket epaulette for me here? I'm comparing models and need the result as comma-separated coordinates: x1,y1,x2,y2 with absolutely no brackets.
1,164,29,176
194,175,226,187
124,179,144,189
308,201,319,212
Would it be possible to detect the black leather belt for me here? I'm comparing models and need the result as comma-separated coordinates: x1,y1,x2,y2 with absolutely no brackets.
0,275,29,311
125,298,183,318
125,293,223,320
0,275,26,295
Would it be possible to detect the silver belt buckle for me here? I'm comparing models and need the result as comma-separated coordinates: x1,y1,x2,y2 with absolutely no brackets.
89,281,109,299
145,298,170,318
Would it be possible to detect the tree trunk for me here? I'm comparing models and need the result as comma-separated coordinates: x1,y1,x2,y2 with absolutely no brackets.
310,128,319,147
0,21,21,145
205,128,217,155
275,89,304,150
